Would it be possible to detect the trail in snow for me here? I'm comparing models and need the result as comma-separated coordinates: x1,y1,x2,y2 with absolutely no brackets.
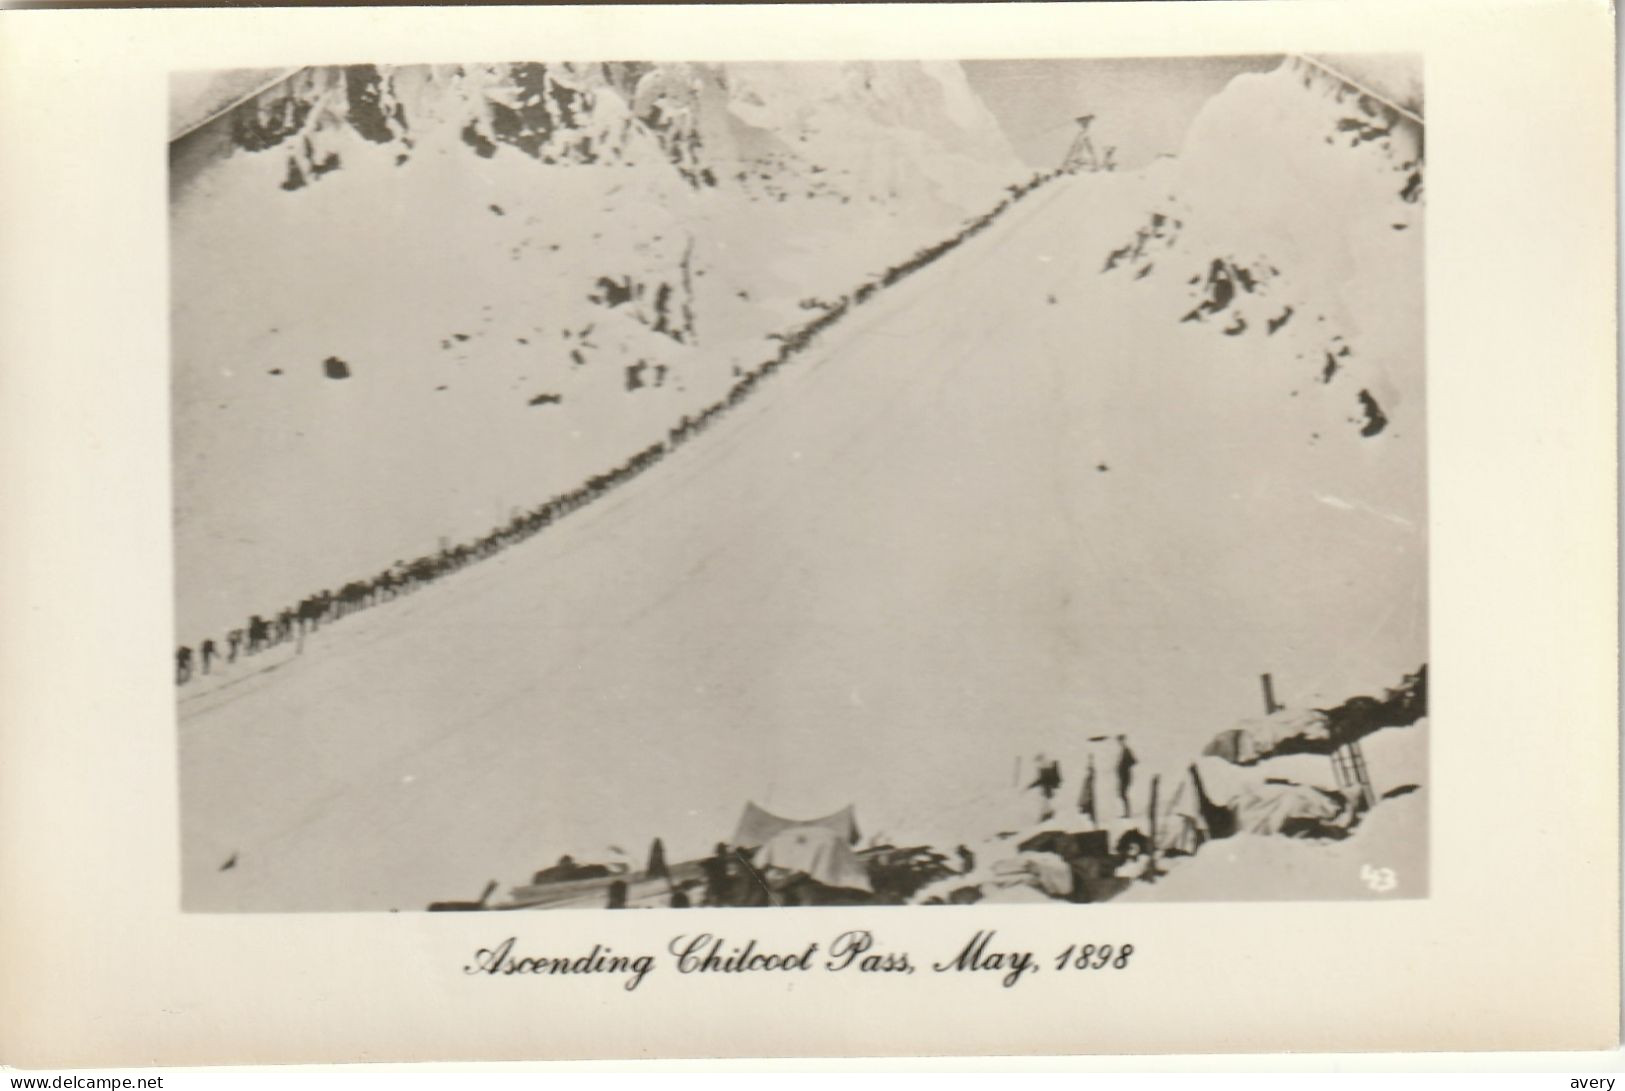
182,181,1420,912
179,58,1425,911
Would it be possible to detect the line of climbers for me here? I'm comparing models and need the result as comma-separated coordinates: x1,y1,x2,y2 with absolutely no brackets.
175,167,1063,686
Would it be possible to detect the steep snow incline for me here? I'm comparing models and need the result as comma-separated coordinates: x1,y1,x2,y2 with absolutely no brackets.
171,61,1020,642
179,58,1423,910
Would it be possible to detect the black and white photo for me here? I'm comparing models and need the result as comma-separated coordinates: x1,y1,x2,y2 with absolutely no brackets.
170,54,1429,914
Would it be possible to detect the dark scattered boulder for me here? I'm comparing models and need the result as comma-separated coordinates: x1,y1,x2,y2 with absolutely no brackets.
592,276,635,307
230,92,311,153
343,65,400,144
460,122,497,158
310,151,341,179
1357,389,1388,436
322,356,350,379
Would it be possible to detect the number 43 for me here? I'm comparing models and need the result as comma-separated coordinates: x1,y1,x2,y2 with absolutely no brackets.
1361,864,1398,892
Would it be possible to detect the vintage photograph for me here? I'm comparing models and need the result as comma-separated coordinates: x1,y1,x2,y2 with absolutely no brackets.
170,54,1427,914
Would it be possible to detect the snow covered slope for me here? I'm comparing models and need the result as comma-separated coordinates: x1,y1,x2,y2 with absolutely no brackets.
171,61,1019,641
177,57,1424,911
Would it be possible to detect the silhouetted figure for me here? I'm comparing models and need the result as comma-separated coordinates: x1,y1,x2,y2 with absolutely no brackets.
701,842,729,906
645,837,669,885
1028,752,1063,823
957,844,976,875
200,638,217,675
1077,752,1099,827
246,614,270,654
175,646,192,685
297,596,321,634
606,879,628,909
1114,735,1137,819
227,628,243,663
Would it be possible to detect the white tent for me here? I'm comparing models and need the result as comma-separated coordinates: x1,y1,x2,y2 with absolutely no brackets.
756,825,872,892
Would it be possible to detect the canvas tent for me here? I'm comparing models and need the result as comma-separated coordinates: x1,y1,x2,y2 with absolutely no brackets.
732,801,860,850
1151,761,1347,849
756,825,873,892
1232,782,1346,836
1153,770,1210,856
1202,707,1332,765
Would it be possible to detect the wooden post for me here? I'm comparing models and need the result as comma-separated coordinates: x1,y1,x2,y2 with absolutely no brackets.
1146,774,1161,873
1261,672,1281,715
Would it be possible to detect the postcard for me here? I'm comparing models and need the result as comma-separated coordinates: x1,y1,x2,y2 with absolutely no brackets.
0,0,1615,1067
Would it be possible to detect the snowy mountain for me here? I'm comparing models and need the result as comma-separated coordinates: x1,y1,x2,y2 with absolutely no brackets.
171,60,1021,640
1095,54,1424,454
176,56,1426,911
